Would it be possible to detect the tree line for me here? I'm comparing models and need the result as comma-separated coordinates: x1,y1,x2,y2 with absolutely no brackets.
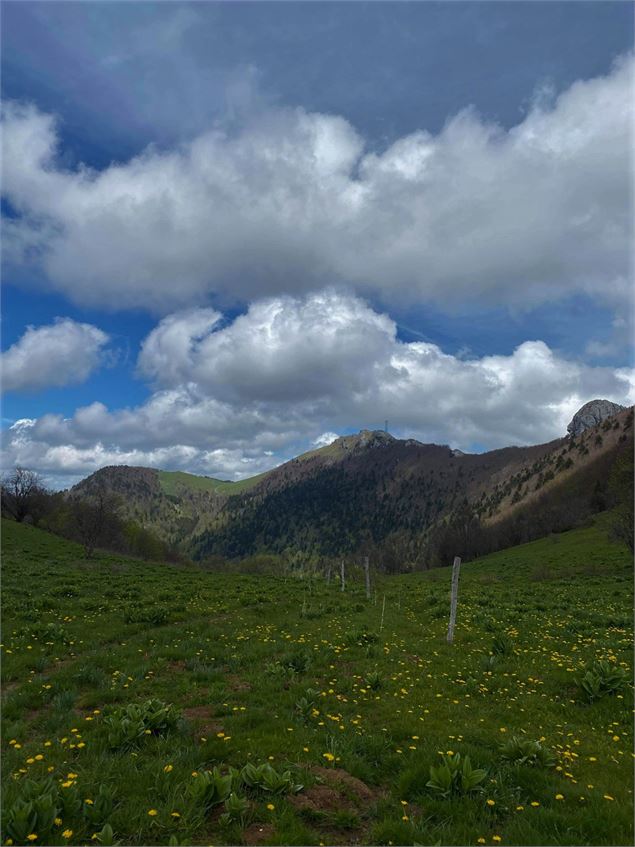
425,441,634,566
1,467,186,562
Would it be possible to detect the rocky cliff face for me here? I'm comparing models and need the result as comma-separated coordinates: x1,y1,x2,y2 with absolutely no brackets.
567,399,626,437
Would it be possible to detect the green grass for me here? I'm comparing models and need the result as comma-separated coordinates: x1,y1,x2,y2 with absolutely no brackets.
157,469,266,496
1,516,633,846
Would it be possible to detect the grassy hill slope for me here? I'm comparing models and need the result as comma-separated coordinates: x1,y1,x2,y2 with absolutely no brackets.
1,516,632,846
158,470,267,496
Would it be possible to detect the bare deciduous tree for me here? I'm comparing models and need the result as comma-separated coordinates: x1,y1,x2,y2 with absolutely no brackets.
1,467,47,523
68,487,123,558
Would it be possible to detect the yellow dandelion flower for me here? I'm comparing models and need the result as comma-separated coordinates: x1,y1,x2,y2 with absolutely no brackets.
555,794,564,800
486,799,495,806
267,803,275,811
148,809,158,816
62,830,73,839
27,836,38,842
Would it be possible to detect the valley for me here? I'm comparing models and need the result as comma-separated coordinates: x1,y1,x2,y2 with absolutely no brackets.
1,515,632,845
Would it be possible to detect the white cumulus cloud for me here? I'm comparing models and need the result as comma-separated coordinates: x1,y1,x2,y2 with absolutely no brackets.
2,55,632,313
2,292,632,487
1,317,110,392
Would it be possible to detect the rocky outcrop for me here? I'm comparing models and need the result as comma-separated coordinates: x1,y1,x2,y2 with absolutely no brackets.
336,429,396,452
566,399,625,437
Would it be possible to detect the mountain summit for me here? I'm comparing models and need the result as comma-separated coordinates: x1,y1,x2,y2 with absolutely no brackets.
330,429,396,451
567,399,626,437
69,407,633,562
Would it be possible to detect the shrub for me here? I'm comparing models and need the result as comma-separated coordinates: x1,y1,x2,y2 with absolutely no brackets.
240,763,303,794
188,768,232,810
2,777,91,845
344,628,379,646
94,823,118,846
74,664,108,687
426,753,486,798
282,650,311,674
576,660,629,703
122,605,170,626
295,688,319,721
83,784,116,827
500,736,555,767
366,671,383,690
491,633,514,656
219,792,250,827
102,699,181,749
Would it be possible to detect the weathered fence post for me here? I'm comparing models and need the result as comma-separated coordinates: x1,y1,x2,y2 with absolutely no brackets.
326,563,332,584
446,556,461,644
364,556,371,600
340,560,346,592
380,594,386,632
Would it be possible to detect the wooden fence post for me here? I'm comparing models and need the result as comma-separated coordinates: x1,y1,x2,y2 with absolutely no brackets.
446,556,461,644
340,560,346,592
364,556,371,600
380,594,386,632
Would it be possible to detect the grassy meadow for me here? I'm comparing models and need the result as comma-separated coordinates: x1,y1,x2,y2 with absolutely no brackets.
1,516,633,846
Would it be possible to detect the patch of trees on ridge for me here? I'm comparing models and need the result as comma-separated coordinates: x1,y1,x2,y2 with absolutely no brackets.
1,467,185,563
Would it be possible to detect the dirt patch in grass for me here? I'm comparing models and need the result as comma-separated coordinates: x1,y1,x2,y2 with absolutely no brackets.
228,674,251,692
288,765,378,843
241,822,275,845
25,707,45,723
289,784,346,813
311,767,376,805
183,704,224,736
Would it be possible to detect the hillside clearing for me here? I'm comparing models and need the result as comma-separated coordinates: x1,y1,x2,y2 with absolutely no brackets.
1,517,633,846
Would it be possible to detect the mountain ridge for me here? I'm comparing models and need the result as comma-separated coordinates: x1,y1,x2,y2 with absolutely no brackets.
70,402,633,563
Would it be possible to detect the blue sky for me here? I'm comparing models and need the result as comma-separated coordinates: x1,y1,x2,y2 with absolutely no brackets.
1,2,633,487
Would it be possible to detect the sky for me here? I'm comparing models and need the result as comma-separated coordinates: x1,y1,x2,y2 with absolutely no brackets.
1,1,634,489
